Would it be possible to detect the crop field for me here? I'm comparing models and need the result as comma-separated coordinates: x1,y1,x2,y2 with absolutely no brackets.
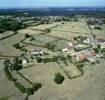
18,59,105,100
0,33,24,56
28,22,61,30
52,21,90,33
91,28,105,39
23,34,58,47
0,31,14,40
49,39,70,51
18,29,43,35
23,34,70,51
0,20,105,100
57,59,83,78
48,21,91,40
0,60,25,100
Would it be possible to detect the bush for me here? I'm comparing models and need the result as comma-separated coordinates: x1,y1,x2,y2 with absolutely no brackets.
30,36,35,41
96,60,100,64
25,88,34,95
36,57,43,63
76,63,84,68
94,26,102,30
13,43,21,49
12,56,23,71
46,43,55,51
33,83,42,92
14,82,26,93
21,48,28,52
44,28,51,33
54,73,64,84
93,48,99,53
4,67,16,81
25,34,31,38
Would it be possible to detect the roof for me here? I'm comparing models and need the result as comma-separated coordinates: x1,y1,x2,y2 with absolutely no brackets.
32,48,42,52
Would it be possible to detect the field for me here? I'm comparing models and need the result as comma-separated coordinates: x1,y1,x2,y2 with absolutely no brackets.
91,26,105,39
48,21,91,40
19,59,105,100
0,60,25,100
0,33,24,56
28,22,61,31
0,31,14,40
18,29,42,35
0,21,105,100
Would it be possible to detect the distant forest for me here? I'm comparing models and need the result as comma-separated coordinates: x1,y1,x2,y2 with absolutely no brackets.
0,7,105,17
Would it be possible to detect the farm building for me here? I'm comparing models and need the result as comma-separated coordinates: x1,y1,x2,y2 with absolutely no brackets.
31,48,44,56
62,48,70,53
71,49,96,62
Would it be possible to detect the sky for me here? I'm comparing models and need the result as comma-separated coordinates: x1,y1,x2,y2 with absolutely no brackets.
0,0,105,8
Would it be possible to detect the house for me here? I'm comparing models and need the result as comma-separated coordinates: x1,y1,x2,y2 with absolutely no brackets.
31,48,44,56
71,49,96,62
90,25,95,29
76,54,86,62
22,58,28,65
101,43,105,49
62,48,70,53
68,42,74,47
83,37,92,44
87,57,96,63
97,39,105,49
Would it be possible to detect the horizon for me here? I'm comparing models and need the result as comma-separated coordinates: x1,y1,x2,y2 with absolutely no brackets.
0,6,105,9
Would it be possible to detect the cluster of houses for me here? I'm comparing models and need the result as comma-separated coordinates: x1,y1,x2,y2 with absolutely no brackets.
20,34,105,66
62,35,105,63
22,48,46,65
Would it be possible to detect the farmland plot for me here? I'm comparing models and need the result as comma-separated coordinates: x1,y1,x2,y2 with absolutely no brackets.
23,34,58,47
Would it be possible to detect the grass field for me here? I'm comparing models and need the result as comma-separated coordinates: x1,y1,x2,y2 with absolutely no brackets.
0,60,25,100
0,31,14,40
28,59,105,100
23,34,58,47
0,33,24,56
28,22,61,31
52,21,90,34
48,21,91,40
0,21,105,100
18,29,43,35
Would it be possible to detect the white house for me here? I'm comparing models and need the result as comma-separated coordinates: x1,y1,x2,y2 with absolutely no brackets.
62,48,70,53
22,58,28,65
68,42,74,47
101,43,105,49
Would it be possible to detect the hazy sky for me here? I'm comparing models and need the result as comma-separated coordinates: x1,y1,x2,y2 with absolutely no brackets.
0,0,105,8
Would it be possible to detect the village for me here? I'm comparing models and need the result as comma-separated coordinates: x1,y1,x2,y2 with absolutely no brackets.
6,30,105,79
0,14,105,100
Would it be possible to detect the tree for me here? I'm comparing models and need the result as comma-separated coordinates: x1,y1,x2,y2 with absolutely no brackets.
32,83,42,92
76,63,84,68
54,73,64,84
11,56,23,71
36,56,43,63
94,26,102,30
46,43,56,51
4,67,16,81
4,59,11,68
25,34,31,38
44,28,51,33
30,36,35,41
14,82,26,93
13,43,21,49
93,48,99,53
25,88,34,95
0,20,23,32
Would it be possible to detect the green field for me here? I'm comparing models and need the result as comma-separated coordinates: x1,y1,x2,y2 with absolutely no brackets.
0,21,105,100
